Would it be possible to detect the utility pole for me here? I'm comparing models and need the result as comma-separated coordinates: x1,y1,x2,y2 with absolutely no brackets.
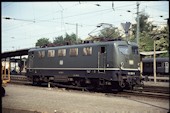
76,23,78,44
136,2,140,46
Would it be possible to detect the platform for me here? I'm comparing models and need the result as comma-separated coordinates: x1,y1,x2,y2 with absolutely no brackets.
2,84,169,113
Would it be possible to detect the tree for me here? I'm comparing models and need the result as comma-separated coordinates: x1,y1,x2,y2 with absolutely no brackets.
53,36,64,46
155,26,169,57
64,33,77,44
35,38,51,47
129,12,168,55
131,13,156,35
53,33,81,45
139,32,154,52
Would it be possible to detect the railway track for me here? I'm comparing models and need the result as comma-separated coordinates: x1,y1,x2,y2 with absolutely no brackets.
142,86,169,94
121,90,169,99
9,75,169,99
9,75,31,84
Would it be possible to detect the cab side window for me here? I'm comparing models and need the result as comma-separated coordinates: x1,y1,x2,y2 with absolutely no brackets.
132,46,139,55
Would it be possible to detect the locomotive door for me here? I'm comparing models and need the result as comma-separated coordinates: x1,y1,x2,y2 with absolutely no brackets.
28,51,34,68
98,46,106,73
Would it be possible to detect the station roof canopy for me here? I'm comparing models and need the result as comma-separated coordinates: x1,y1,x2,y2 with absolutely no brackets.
140,50,168,56
1,47,35,59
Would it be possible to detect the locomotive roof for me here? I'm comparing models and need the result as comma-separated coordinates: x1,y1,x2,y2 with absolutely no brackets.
142,57,169,62
29,40,138,52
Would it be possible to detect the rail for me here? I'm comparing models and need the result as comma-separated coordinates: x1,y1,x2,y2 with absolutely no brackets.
122,90,169,99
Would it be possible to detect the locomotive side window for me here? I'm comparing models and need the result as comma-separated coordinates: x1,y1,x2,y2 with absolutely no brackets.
38,51,45,58
132,46,138,55
69,48,78,56
100,47,105,53
118,45,129,55
58,49,66,57
48,50,55,57
83,47,92,55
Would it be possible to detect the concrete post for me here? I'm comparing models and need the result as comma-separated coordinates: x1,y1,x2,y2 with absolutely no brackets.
153,40,157,83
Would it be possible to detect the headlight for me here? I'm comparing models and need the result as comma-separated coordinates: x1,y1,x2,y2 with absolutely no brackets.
129,60,134,65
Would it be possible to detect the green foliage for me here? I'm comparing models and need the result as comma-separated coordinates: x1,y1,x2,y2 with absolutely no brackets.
53,33,82,45
139,32,154,52
131,13,156,34
129,35,135,42
130,12,169,57
35,38,51,47
53,36,64,45
159,52,169,57
64,33,77,44
155,26,169,52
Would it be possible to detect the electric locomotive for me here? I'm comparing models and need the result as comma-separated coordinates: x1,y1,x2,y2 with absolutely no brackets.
26,40,142,90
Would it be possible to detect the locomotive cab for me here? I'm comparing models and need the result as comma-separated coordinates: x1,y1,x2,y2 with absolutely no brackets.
115,41,142,89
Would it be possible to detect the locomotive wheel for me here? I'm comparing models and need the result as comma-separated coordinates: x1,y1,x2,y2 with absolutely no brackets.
117,86,123,92
32,77,37,86
32,77,41,86
115,82,123,92
124,82,132,90
1,87,5,97
75,80,81,87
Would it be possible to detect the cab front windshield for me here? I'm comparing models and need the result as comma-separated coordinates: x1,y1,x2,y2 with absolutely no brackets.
118,45,129,55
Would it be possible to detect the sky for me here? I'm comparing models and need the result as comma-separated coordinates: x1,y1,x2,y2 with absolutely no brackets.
1,1,169,52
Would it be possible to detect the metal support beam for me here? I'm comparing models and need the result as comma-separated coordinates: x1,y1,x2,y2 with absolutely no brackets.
140,56,143,77
153,40,157,83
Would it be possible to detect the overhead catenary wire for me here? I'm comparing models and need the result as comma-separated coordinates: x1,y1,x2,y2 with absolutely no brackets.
2,2,142,32
2,2,168,52
2,27,77,44
3,8,114,33
2,8,127,32
3,2,167,23
2,7,111,31
6,3,137,23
